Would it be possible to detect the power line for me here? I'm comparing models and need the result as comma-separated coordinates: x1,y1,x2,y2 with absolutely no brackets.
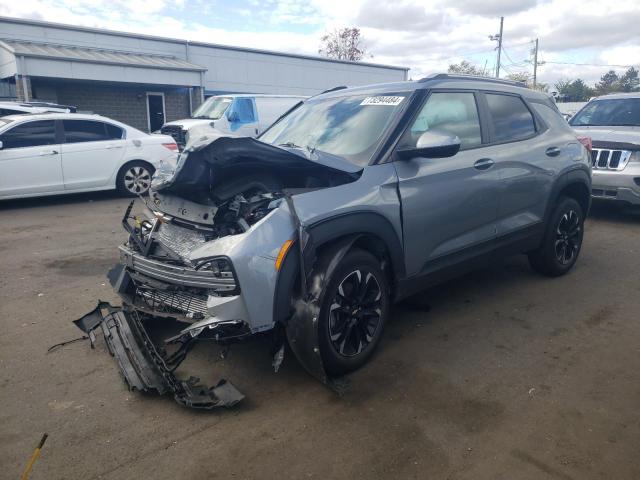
542,61,637,68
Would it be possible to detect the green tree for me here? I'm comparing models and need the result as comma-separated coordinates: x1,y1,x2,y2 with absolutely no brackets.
447,60,488,76
596,70,620,95
619,67,639,92
554,78,594,102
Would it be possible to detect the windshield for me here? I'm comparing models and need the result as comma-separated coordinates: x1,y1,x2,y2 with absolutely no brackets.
260,92,409,166
192,96,233,120
570,98,640,127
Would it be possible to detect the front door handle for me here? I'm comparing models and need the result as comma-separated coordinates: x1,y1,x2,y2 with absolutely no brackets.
39,149,58,156
546,146,561,157
474,158,494,170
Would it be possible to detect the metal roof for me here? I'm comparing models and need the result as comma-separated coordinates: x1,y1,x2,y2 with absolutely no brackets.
0,39,206,72
0,16,408,72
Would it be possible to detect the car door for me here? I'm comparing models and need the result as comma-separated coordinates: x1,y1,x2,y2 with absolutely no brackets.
0,119,63,197
478,92,554,237
393,90,500,278
60,119,126,190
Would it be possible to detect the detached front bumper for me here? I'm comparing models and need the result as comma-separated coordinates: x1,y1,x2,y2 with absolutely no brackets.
74,302,244,409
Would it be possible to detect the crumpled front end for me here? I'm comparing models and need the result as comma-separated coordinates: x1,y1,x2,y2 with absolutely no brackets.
79,135,363,407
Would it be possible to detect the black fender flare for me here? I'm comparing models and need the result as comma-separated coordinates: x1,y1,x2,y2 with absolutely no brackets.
543,166,591,225
284,235,361,388
272,211,404,326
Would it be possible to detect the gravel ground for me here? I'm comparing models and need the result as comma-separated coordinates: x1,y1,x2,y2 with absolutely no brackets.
0,192,639,480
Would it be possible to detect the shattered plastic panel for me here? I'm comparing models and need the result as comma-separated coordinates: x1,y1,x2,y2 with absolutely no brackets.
74,303,244,409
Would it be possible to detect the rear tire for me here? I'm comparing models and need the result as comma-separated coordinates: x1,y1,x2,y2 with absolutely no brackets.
528,196,584,277
317,249,390,376
116,161,154,197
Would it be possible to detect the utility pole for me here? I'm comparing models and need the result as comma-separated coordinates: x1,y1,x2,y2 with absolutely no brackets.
533,38,539,88
489,17,504,78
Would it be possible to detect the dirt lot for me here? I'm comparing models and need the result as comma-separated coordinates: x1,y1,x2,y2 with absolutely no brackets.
1,192,639,480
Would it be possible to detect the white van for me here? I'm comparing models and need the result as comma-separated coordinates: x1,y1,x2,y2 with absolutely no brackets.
160,94,305,149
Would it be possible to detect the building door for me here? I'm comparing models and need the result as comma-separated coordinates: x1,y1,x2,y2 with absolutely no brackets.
147,93,165,132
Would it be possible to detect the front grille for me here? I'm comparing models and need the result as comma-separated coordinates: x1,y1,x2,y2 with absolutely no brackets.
591,148,632,171
160,125,187,149
119,245,236,292
135,286,209,319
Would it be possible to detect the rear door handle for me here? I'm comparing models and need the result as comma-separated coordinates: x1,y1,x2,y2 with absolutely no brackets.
106,144,123,149
474,158,494,170
546,146,561,157
39,149,58,156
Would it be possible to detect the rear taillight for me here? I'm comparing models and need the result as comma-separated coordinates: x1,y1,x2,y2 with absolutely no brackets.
577,136,592,152
162,142,179,151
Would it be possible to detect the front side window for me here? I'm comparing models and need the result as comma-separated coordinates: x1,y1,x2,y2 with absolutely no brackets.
63,120,110,143
406,92,482,149
0,120,56,149
230,98,256,123
570,98,640,127
192,96,232,120
261,92,408,167
486,93,536,142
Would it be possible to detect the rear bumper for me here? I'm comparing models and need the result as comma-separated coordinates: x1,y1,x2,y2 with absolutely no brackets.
592,166,640,205
74,302,244,409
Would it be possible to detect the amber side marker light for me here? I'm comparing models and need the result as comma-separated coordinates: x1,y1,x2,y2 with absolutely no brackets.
275,239,294,271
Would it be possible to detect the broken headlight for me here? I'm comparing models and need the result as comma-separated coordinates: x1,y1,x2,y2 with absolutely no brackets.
194,257,235,279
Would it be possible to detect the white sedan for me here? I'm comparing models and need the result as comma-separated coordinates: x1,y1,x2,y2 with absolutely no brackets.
0,113,178,199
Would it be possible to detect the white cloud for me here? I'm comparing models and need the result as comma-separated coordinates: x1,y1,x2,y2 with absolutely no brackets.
1,0,639,87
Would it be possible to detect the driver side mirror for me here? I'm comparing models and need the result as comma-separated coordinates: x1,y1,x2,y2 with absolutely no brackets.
397,130,461,159
0,140,3,150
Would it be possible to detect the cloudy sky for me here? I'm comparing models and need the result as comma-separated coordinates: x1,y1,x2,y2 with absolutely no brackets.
1,0,639,88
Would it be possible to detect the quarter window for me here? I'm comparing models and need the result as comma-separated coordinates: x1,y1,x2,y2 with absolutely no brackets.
0,120,56,148
486,94,536,142
407,92,482,149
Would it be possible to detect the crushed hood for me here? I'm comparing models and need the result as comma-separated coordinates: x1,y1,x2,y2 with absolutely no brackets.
153,136,361,200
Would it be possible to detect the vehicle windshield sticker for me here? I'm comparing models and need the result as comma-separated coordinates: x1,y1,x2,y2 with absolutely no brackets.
360,96,404,106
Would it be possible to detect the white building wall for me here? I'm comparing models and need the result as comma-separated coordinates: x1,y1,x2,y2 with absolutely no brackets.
0,17,408,95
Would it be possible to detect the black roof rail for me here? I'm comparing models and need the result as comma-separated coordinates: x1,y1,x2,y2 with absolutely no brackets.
418,73,526,87
317,85,348,95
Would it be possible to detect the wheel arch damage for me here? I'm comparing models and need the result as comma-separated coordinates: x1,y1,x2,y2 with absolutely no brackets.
280,209,402,388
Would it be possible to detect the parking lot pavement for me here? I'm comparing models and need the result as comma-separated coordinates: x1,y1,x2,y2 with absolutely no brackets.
0,193,639,480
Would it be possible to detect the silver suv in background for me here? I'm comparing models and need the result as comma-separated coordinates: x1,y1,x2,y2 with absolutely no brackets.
78,74,592,409
570,93,640,205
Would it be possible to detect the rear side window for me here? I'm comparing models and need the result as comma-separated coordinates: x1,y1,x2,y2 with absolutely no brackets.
63,120,110,143
0,120,56,148
105,123,124,139
486,94,536,142
407,92,482,149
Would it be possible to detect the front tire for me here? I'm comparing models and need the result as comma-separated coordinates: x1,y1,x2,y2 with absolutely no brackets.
317,249,390,376
528,196,584,277
116,161,155,197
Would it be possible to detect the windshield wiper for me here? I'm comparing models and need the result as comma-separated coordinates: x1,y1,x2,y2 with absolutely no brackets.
278,142,304,149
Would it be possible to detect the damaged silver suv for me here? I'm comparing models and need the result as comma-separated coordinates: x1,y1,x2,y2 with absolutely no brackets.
78,74,592,409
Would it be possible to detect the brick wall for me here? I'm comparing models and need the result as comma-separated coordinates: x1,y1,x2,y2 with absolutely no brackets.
39,81,192,132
